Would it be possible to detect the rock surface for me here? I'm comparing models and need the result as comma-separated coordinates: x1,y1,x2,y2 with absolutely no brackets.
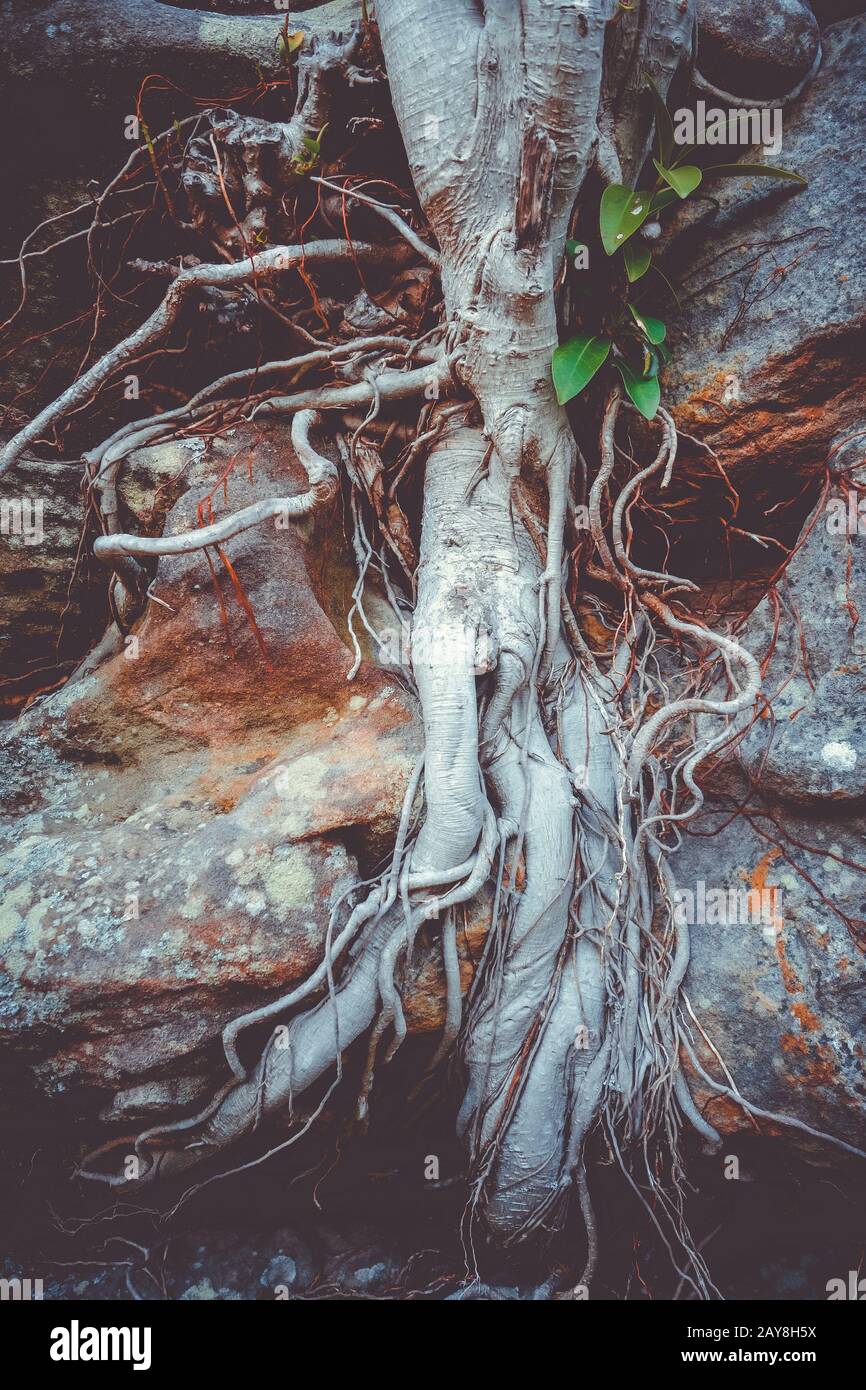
736,443,866,806
0,417,862,1159
680,800,866,1149
0,421,421,1121
677,449,866,1150
665,17,866,525
639,17,866,1152
695,0,820,99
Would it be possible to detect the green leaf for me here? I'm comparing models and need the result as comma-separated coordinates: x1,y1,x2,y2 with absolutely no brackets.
645,74,675,168
641,346,660,378
616,360,661,420
552,334,611,405
623,240,651,282
703,163,806,184
278,28,304,61
291,122,329,174
653,159,702,199
599,185,652,256
657,341,672,365
629,305,666,343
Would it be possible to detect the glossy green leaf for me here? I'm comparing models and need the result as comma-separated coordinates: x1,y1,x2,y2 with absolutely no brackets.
629,305,666,343
653,159,702,199
616,359,661,420
623,239,651,282
646,74,675,168
552,334,611,405
599,185,652,255
703,163,806,184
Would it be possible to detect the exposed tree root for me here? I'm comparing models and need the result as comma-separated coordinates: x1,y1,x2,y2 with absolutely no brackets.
5,0,858,1297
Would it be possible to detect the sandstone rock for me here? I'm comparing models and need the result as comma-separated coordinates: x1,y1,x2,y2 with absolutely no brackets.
680,798,866,1149
736,443,866,805
679,441,866,1151
0,421,420,1118
664,17,866,517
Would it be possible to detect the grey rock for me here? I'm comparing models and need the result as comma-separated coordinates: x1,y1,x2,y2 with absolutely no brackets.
736,442,866,805
679,442,866,1152
746,667,866,804
696,0,820,98
680,791,866,1151
665,17,866,505
98,1074,212,1122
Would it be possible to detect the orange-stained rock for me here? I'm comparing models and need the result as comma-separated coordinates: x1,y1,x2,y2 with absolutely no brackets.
0,422,420,1118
